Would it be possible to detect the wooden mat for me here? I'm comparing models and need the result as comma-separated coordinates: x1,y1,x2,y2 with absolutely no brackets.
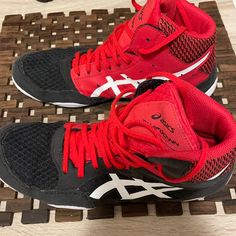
0,1,236,227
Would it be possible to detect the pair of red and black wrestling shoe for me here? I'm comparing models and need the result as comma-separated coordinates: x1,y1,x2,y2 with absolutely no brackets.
0,0,235,209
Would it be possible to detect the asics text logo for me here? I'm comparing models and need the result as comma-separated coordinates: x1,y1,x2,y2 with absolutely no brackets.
151,114,175,133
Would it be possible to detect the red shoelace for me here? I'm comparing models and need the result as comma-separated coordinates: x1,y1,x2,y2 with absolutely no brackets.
71,0,186,76
72,22,132,75
63,72,208,184
71,0,142,75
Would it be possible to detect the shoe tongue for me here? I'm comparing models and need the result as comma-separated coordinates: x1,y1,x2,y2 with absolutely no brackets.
129,0,177,32
124,81,200,156
119,0,177,49
128,0,160,32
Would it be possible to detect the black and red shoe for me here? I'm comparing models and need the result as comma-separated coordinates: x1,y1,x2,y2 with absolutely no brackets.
12,0,216,108
0,73,235,209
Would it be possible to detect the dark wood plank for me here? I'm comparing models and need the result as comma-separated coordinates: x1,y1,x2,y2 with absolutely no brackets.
121,203,148,217
55,209,83,222
21,209,50,224
0,212,13,226
87,205,114,220
0,187,16,200
189,201,217,215
6,198,33,212
223,200,236,214
156,201,183,216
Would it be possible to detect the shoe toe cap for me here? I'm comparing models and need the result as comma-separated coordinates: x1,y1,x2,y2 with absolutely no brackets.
0,123,62,190
13,47,77,93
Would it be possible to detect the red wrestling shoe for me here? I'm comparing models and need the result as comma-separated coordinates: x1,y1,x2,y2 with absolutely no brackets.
13,0,216,107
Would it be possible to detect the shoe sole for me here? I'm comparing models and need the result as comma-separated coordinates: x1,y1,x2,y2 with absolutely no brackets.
12,75,218,108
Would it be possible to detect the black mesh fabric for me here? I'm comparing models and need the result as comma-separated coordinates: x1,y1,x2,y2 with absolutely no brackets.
1,122,63,190
21,47,79,91
158,17,216,64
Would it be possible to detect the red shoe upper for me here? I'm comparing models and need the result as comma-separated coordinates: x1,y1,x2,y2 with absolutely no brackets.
63,73,236,184
71,0,216,99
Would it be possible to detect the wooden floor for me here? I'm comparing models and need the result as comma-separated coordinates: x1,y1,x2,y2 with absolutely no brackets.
0,1,236,236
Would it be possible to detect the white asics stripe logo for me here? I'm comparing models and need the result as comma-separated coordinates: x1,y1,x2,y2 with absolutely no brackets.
90,52,210,97
89,174,183,200
91,74,146,97
207,163,230,181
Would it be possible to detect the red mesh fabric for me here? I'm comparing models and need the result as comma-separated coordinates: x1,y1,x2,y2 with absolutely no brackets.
158,17,216,64
200,48,216,74
158,17,176,36
191,148,236,182
169,33,216,63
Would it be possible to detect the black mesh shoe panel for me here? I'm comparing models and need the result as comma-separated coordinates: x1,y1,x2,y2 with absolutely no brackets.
21,47,80,91
1,123,63,190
